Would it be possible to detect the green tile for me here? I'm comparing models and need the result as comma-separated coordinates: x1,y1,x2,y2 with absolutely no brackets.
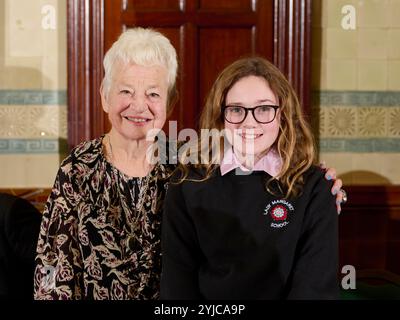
0,90,67,105
313,91,400,107
0,139,60,154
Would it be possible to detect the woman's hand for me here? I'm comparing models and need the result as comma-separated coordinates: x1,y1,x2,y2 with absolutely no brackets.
320,162,347,215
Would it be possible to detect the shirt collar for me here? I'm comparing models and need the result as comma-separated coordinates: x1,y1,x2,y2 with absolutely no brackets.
220,147,282,177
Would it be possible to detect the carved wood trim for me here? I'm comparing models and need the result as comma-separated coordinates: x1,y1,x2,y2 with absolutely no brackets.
67,0,105,150
274,0,312,117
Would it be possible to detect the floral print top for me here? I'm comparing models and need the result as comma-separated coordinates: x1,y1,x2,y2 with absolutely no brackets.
33,136,173,300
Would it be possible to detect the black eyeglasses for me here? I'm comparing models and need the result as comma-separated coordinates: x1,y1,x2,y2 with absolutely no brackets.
222,105,280,124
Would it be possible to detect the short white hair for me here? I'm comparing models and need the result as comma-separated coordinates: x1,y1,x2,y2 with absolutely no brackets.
102,27,178,98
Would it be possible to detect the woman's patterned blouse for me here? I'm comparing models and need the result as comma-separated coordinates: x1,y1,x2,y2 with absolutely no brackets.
33,136,173,299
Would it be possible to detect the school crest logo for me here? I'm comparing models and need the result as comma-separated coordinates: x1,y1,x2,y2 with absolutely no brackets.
264,200,294,229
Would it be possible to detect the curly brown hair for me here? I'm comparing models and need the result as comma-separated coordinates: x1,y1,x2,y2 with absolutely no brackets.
176,56,316,199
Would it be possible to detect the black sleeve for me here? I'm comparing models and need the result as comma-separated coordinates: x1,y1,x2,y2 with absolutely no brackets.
160,181,202,300
286,175,339,299
0,193,42,299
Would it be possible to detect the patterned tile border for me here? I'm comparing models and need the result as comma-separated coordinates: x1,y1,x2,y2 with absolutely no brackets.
319,138,400,153
1,91,399,153
1,137,398,154
2,138,397,153
0,90,67,105
0,139,67,154
312,91,400,107
0,105,67,139
313,91,400,153
314,106,400,138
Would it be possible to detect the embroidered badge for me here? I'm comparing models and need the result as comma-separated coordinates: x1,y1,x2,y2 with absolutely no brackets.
264,199,294,229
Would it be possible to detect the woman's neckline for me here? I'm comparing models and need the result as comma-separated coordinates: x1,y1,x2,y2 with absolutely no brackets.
99,134,158,180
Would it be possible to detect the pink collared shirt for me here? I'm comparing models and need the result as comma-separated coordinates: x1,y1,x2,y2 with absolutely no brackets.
220,147,282,177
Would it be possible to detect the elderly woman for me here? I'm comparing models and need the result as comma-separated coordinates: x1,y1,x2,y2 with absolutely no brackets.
34,28,177,300
34,27,344,300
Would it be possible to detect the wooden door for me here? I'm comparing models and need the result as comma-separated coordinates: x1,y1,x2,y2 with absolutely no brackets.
103,0,275,133
67,0,312,149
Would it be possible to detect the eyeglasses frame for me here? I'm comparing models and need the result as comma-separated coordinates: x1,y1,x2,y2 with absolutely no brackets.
222,104,280,124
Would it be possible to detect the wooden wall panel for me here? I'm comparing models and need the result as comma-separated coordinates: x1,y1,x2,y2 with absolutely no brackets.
198,0,253,11
67,0,311,151
124,0,181,11
99,0,277,133
198,27,254,114
145,27,182,134
339,186,400,275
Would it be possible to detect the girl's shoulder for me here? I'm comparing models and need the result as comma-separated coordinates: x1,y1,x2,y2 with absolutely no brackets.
170,164,218,183
304,165,325,179
302,165,333,195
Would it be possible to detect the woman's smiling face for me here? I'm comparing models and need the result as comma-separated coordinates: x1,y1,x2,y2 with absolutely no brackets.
101,62,169,141
224,75,281,162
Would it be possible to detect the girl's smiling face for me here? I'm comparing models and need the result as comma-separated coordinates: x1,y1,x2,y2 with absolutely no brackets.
224,75,281,163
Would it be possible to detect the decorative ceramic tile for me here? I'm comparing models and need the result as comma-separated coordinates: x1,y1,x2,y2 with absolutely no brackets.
0,139,60,154
0,106,28,137
320,138,400,153
327,107,356,137
316,106,400,138
0,105,67,139
389,108,400,136
313,91,400,106
29,105,68,138
0,90,67,105
313,90,400,152
358,107,387,137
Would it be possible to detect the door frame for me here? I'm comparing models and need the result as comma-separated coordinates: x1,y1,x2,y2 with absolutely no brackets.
67,0,312,150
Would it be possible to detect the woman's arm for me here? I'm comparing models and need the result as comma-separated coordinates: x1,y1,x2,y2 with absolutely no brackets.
160,181,202,300
33,159,84,300
286,174,339,300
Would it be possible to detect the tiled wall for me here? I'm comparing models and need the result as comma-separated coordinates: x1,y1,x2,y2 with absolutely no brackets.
0,0,67,187
312,0,400,185
1,0,398,187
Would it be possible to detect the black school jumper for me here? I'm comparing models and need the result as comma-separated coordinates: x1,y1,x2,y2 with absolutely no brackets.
160,166,339,300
